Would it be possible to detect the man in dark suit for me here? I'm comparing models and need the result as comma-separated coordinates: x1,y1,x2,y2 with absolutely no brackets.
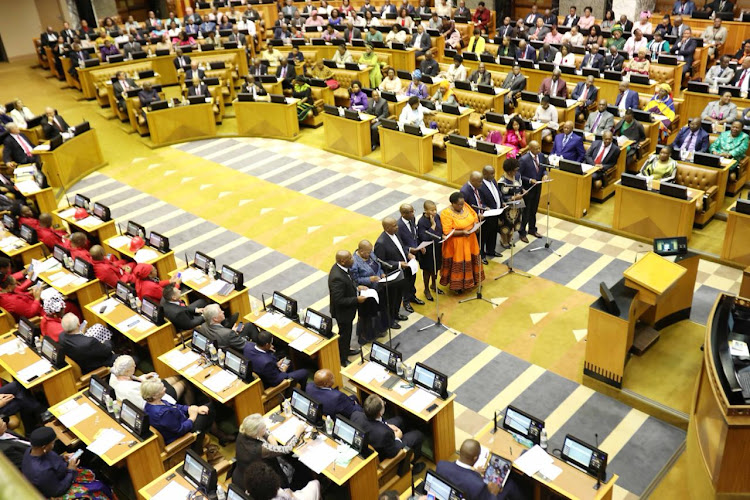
328,250,365,365
581,44,604,69
0,419,30,470
60,22,77,44
518,141,548,243
469,63,492,85
552,121,585,162
229,26,248,47
276,59,296,90
366,90,390,148
184,61,205,82
523,4,541,25
305,369,362,418
187,78,210,98
374,217,414,323
537,43,558,63
562,6,580,27
706,0,734,13
2,123,36,168
397,205,425,310
351,394,426,474
343,21,362,43
112,70,137,112
672,118,710,157
0,381,43,433
603,45,625,72
173,49,192,71
436,438,522,500
478,165,503,258
615,81,640,112
516,40,536,61
619,15,634,33
60,314,114,374
496,17,515,40
122,35,142,59
409,24,431,57
248,57,269,77
501,65,526,112
39,26,58,52
197,304,248,350
161,284,207,331
586,131,621,189
68,43,88,79
41,107,70,140
571,75,598,122
455,0,471,18
539,69,568,98
244,330,308,389
460,171,489,264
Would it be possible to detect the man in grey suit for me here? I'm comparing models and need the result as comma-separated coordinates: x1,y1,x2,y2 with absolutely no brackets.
528,17,549,41
366,90,391,149
584,99,615,136
705,55,735,87
112,71,137,112
501,64,526,112
468,62,491,85
122,35,142,59
409,24,432,57
343,21,362,42
197,304,247,351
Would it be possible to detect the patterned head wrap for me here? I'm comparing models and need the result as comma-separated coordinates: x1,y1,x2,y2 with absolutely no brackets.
42,291,65,316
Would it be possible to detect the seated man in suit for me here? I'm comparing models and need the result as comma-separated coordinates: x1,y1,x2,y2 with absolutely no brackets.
584,99,615,136
248,57,268,77
113,71,137,112
671,117,710,160
184,61,205,82
537,43,558,63
137,82,160,124
538,69,568,98
276,58,296,90
161,284,207,332
468,62,492,85
240,75,269,101
501,64,526,112
409,24,432,57
0,380,43,433
2,123,36,168
59,314,115,374
436,438,523,500
243,330,308,390
366,90,390,148
552,121,585,162
0,418,30,470
41,107,70,140
305,369,362,418
173,49,191,71
570,75,598,122
586,131,621,189
516,40,536,61
188,77,210,98
615,81,640,114
581,43,604,69
603,45,625,72
122,35,142,58
351,394,425,473
197,304,247,350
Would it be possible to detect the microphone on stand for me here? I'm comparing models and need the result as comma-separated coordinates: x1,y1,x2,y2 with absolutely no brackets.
425,230,441,240
376,258,395,270
594,433,602,490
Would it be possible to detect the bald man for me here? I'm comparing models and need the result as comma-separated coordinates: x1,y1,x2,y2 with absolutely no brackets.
436,438,523,499
328,250,366,366
397,204,425,309
374,217,415,321
305,369,362,418
41,107,70,140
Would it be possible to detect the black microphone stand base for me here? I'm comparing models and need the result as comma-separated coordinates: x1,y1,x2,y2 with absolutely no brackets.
417,312,449,332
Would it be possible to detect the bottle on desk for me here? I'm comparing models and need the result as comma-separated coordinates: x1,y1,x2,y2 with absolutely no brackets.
34,336,42,353
324,415,334,435
282,397,291,417
208,344,218,364
540,428,548,450
208,261,216,280
128,293,138,310
217,348,225,367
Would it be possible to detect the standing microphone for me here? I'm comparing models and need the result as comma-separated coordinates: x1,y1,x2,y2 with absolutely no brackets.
184,252,190,268
376,258,394,270
261,292,267,311
178,330,187,350
425,230,441,240
594,432,602,490
470,204,486,211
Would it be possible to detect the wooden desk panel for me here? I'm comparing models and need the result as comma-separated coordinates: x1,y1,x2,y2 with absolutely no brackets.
235,100,300,139
722,203,750,266
542,168,594,218
17,185,56,214
146,103,217,146
53,208,117,244
324,113,376,157
380,127,436,175
169,266,251,319
0,228,45,265
446,143,511,185
35,130,106,192
38,260,103,308
104,234,176,279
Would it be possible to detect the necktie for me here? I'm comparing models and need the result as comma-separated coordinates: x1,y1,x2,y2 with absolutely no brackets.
122,80,129,90
582,86,588,101
15,135,32,156
473,187,483,208
281,66,286,78
595,145,606,164
686,131,696,151
533,155,539,172
563,134,570,147
592,113,602,131
740,70,748,89
54,117,62,132
196,85,201,96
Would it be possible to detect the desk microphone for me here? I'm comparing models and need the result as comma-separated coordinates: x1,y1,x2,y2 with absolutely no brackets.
64,193,72,208
594,432,602,490
184,252,190,268
261,292,269,311
178,330,187,349
491,410,498,434
359,348,365,365
376,258,394,270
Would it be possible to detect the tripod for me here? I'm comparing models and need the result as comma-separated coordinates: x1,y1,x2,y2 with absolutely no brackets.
496,201,531,280
459,214,493,306
419,233,449,333
528,178,560,257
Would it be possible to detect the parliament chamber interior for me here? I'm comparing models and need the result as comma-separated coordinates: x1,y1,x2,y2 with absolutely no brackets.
2,0,750,498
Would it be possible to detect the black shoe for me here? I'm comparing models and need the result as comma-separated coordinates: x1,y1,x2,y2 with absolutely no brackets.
411,297,425,306
347,349,361,357
340,358,350,367
436,288,444,295
403,303,414,313
397,314,409,321
412,462,426,474
482,257,489,265
390,321,401,329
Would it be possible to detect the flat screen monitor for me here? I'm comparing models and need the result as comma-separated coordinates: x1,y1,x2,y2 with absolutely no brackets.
73,121,90,135
303,308,332,338
448,134,469,148
115,281,133,303
343,109,360,121
74,193,90,208
73,257,94,280
88,374,114,408
503,405,545,445
736,198,750,215
41,336,65,368
53,244,70,263
441,103,460,115
194,251,214,272
19,224,37,244
126,220,145,238
404,124,422,136
380,118,399,130
659,181,688,200
653,236,687,256
369,341,402,373
148,231,169,253
332,414,369,455
290,388,321,425
272,291,297,319
220,265,244,290
620,173,648,190
92,202,110,221
2,214,17,234
693,152,721,168
192,329,211,353
224,347,253,381
226,484,251,500
413,362,449,399
559,159,583,174
420,470,465,500
16,317,37,347
561,434,608,481
140,296,163,325
188,95,208,105
120,399,150,438
182,449,218,493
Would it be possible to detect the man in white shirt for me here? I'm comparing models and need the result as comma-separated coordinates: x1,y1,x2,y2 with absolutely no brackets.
733,59,750,94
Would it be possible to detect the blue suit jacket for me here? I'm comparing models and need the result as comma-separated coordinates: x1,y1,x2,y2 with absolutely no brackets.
351,411,403,458
460,182,485,211
615,90,640,111
581,52,604,69
552,133,586,163
518,151,548,189
571,82,598,108
673,0,696,14
516,46,536,61
304,382,362,418
243,342,285,387
672,126,710,153
435,461,501,500
397,217,419,253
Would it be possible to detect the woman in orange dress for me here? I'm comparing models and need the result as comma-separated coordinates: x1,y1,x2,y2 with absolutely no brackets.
439,192,484,293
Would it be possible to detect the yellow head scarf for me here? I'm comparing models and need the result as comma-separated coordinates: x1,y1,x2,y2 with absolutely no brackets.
658,83,672,94
439,79,454,102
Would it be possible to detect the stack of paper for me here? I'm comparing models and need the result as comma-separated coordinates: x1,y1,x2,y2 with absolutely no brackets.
87,428,125,456
17,358,53,382
134,248,159,263
51,274,78,289
184,364,203,377
162,349,200,370
274,315,292,328
335,444,359,467
0,338,22,356
107,235,131,249
133,318,155,332
77,216,102,228
0,236,23,250
289,332,318,352
356,362,388,383
272,416,302,445
297,439,337,473
58,403,96,427
513,445,554,477
403,388,436,413
14,180,40,194
287,327,305,340
256,312,282,329
33,258,61,275
198,280,226,297
57,207,78,219
151,481,192,500
203,369,238,393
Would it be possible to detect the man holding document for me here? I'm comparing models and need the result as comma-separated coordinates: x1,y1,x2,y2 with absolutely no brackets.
375,217,418,321
328,250,367,367
518,142,549,243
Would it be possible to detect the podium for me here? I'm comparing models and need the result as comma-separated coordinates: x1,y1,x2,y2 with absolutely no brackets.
235,99,300,139
584,252,698,388
721,202,750,266
446,143,512,185
541,166,595,218
145,103,217,146
379,127,436,175
34,130,105,191
324,112,376,158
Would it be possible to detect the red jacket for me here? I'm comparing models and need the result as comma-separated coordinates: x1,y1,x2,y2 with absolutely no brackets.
70,247,93,264
92,259,132,288
19,217,40,230
136,278,169,303
472,8,490,28
0,290,42,319
11,270,32,293
41,314,63,342
38,227,67,251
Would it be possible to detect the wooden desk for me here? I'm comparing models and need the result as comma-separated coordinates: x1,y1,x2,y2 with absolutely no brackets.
15,184,56,214
612,181,702,241
264,406,380,500
145,103,217,147
38,259,103,308
438,107,473,137
0,229,45,265
49,391,164,496
103,234,177,279
721,202,750,266
475,423,617,500
342,361,456,463
169,266,250,319
235,99,300,139
446,143,513,186
84,296,177,377
0,332,76,405
324,112,376,158
158,344,264,424
244,310,342,387
53,206,117,244
541,167,595,218
35,130,106,192
139,463,197,500
380,127,437,175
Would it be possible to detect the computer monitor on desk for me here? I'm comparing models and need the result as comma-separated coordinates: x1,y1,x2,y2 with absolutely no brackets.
303,308,332,338
561,434,608,482
224,347,254,382
115,281,134,304
74,193,90,209
2,214,17,235
502,405,545,445
227,484,252,500
41,336,66,369
193,251,215,273
53,244,70,264
192,329,212,354
140,296,164,325
147,231,170,253
369,341,402,373
182,449,218,494
88,374,115,410
126,220,146,238
73,257,94,280
19,224,37,245
92,202,111,221
271,291,297,320
290,388,322,425
620,173,648,190
659,181,688,200
16,317,38,348
413,362,449,399
419,470,466,500
332,414,370,456
220,265,244,291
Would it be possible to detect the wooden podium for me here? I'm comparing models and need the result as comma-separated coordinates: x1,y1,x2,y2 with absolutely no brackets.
379,127,436,175
145,103,217,146
323,112,376,158
721,202,750,267
584,252,695,388
34,130,105,191
234,99,300,139
541,167,595,218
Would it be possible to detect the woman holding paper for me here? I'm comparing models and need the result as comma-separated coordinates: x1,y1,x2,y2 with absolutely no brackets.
439,192,483,294
350,241,387,343
417,200,443,301
498,158,525,248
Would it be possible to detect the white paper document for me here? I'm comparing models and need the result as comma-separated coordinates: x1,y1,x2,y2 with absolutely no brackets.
17,358,53,382
482,207,507,217
151,481,192,500
14,180,41,194
296,439,337,473
58,403,96,427
96,297,120,316
203,369,238,393
356,361,388,383
289,332,319,352
729,340,749,357
33,257,62,275
287,327,305,340
163,349,200,370
256,312,282,329
76,216,103,228
116,315,144,333
272,416,302,445
359,288,379,304
466,220,486,234
51,274,78,289
57,207,78,219
720,157,734,166
87,428,125,456
107,235,131,249
134,248,159,263
198,279,226,297
0,338,22,356
407,258,419,274
184,364,203,377
414,240,433,251
581,163,598,173
538,463,563,481
275,315,292,328
513,445,554,477
383,271,402,283
403,387,436,413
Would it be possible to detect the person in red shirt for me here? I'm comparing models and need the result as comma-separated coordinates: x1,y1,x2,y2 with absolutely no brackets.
0,274,43,319
67,232,93,264
90,245,133,288
471,1,490,32
17,205,40,230
0,257,32,292
40,290,65,341
133,263,180,302
37,213,68,251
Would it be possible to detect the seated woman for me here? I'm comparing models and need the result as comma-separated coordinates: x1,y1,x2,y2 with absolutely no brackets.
132,263,180,302
553,43,576,67
615,109,647,165
533,96,558,142
640,145,677,181
40,291,66,342
173,31,196,47
99,39,119,60
385,24,406,45
496,36,516,59
396,8,414,29
440,54,467,83
22,427,116,499
648,30,670,60
643,83,676,143
332,44,353,65
404,71,428,99
626,47,650,76
110,355,191,408
442,20,463,50
358,44,385,88
291,75,315,122
218,15,233,31
349,80,368,111
605,26,626,50
0,274,43,320
329,9,343,25
701,91,738,129
501,115,527,158
155,33,173,53
379,67,402,93
710,120,750,180
430,80,457,106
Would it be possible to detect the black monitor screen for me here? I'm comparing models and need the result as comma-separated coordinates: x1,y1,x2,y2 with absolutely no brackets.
115,281,131,302
561,435,608,479
194,251,212,271
74,194,90,208
221,266,236,284
53,245,70,263
41,337,57,363
141,297,158,322
120,402,137,427
19,225,35,242
148,232,168,252
503,405,544,444
89,376,106,404
227,484,251,500
272,292,288,311
73,258,91,278
184,452,209,486
303,308,331,337
126,221,145,238
92,202,109,221
370,341,401,372
290,389,320,424
413,362,448,398
423,470,464,500
333,415,367,452
17,317,34,343
2,214,17,233
193,330,209,352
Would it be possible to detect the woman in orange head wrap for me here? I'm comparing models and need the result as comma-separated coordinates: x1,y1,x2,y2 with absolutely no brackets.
132,263,181,302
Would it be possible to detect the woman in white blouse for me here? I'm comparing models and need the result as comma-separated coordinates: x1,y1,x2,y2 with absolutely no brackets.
318,0,334,16
553,44,576,67
9,99,35,129
386,24,407,45
562,26,584,46
379,67,403,93
440,54,467,83
533,96,558,141
109,355,190,409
